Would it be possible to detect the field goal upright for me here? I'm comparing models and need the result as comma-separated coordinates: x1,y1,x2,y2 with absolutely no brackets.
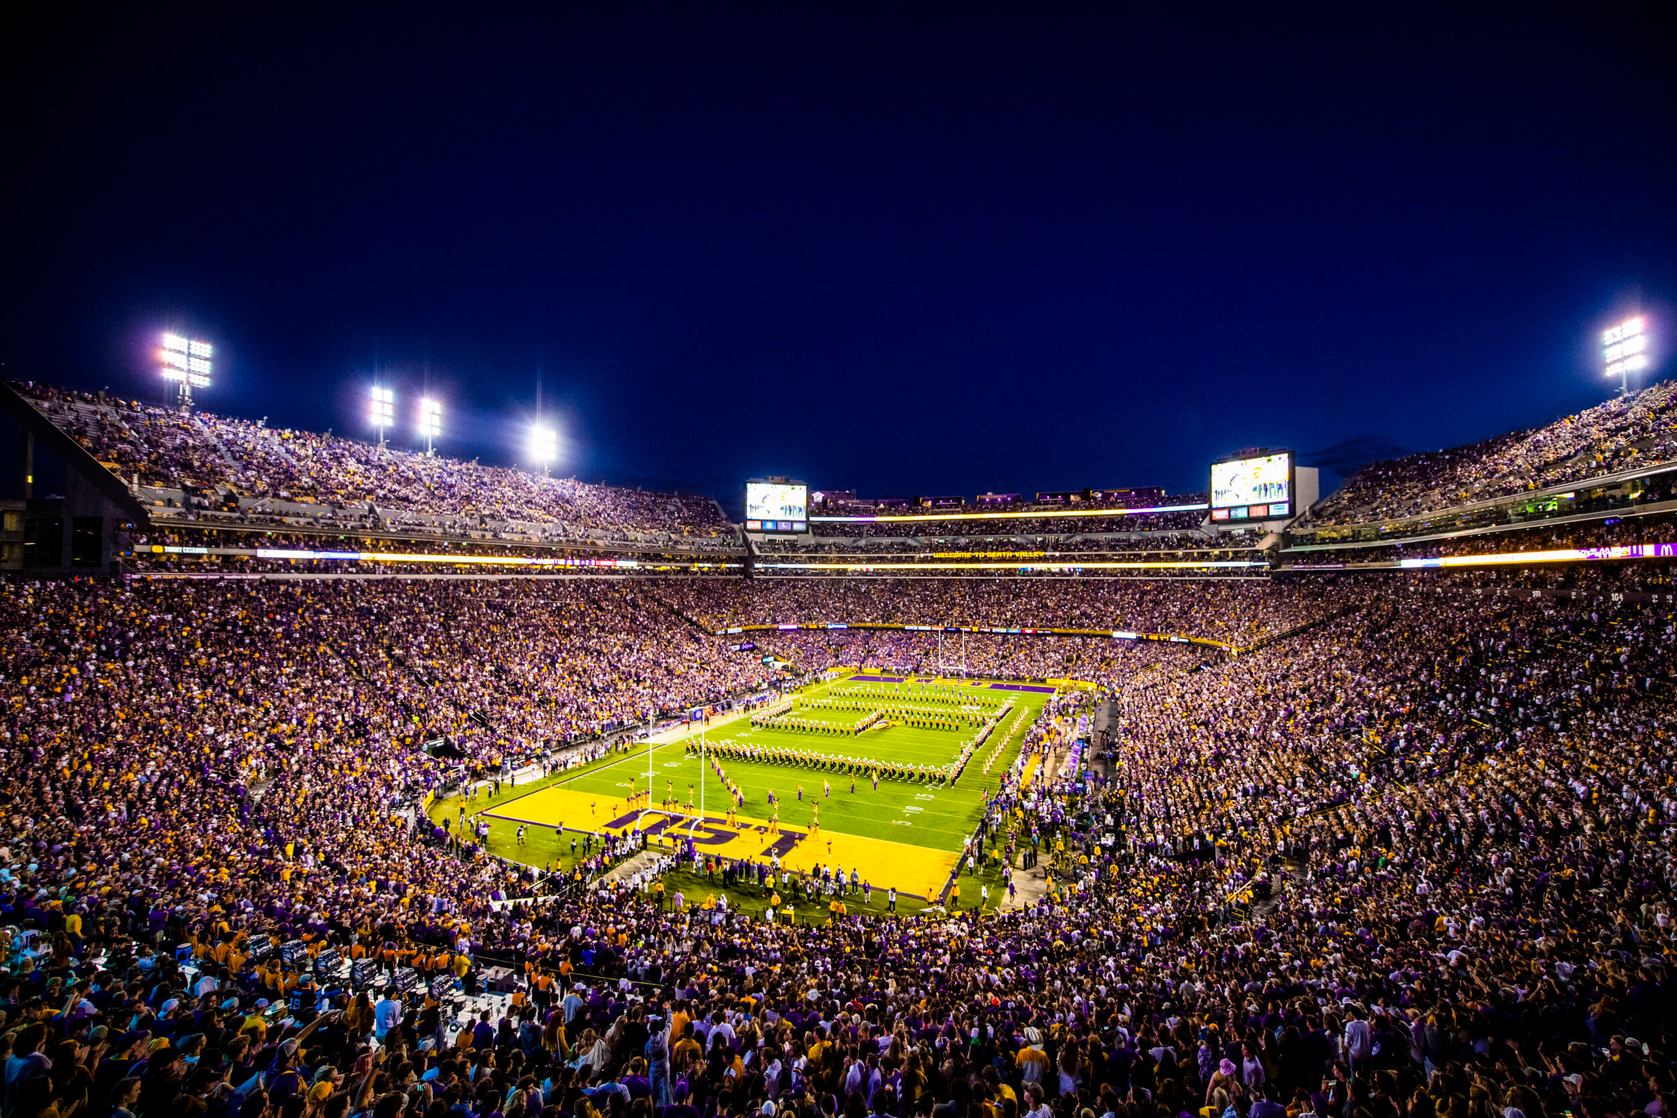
934,629,967,679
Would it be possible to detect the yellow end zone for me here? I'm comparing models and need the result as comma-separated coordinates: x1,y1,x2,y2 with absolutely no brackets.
478,785,957,899
780,830,957,899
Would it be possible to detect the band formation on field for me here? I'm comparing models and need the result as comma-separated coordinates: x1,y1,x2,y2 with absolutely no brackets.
457,672,1063,900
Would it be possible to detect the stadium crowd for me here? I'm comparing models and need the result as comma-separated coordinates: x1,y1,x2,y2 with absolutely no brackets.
3,567,1676,1118
755,534,1265,558
13,384,732,544
653,580,1330,647
812,505,1209,537
1303,381,1677,527
757,630,1200,683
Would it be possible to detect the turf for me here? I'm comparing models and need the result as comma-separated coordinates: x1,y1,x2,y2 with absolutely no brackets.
426,673,1055,907
531,676,1047,853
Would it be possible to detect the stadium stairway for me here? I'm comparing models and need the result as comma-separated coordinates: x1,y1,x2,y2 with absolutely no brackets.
1000,863,1052,911
1231,604,1360,655
640,587,718,635
191,411,243,469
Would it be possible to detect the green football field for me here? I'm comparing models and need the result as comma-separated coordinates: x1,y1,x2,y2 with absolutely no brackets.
554,675,1046,847
467,673,1056,898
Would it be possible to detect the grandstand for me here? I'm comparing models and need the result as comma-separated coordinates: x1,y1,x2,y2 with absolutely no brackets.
4,373,1677,1118
4,381,739,558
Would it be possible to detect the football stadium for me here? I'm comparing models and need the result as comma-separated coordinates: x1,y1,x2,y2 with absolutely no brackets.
6,365,1677,1117
5,11,1677,1118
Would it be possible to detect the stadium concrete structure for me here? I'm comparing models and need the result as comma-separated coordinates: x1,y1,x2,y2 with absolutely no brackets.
4,374,1677,1118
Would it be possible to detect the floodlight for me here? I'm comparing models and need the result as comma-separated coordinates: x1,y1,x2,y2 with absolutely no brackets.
369,385,395,445
1603,317,1645,345
159,332,212,408
419,397,442,455
528,424,558,475
1604,316,1652,395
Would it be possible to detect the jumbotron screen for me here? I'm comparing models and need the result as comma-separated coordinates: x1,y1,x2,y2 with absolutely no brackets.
1209,451,1292,522
744,481,807,532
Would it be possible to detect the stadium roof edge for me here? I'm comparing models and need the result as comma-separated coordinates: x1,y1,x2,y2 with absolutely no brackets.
0,379,151,524
1291,459,1677,541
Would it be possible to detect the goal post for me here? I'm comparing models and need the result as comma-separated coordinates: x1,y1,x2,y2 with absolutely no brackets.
934,629,968,679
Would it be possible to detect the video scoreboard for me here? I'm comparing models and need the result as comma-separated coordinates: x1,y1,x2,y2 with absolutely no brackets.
745,480,808,533
1210,450,1293,523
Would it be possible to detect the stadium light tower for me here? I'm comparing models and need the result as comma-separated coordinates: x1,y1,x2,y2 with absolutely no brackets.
159,333,212,410
418,397,442,455
1604,316,1649,396
528,423,558,476
369,385,394,447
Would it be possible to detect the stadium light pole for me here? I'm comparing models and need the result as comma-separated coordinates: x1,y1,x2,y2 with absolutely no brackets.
368,385,394,447
418,397,442,455
528,424,558,477
1604,316,1649,397
159,333,212,411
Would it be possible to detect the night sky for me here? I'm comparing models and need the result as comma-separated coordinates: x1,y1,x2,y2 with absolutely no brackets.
3,6,1673,513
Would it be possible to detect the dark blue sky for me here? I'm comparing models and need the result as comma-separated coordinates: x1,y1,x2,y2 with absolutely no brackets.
3,5,1673,512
